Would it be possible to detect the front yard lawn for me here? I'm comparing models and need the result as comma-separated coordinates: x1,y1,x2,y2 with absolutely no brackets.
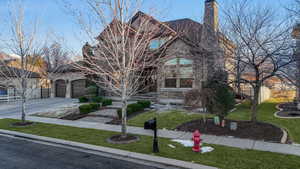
228,99,300,143
128,110,213,129
0,118,300,169
129,99,300,143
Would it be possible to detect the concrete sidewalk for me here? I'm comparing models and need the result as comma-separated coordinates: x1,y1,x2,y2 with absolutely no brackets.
3,115,300,157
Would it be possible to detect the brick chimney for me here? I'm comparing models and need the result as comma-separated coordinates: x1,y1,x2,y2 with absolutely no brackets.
203,0,219,32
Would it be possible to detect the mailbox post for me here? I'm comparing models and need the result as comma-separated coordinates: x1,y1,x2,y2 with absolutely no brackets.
144,118,159,153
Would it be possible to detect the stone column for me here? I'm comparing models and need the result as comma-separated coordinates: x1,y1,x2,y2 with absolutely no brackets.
50,80,55,98
66,80,71,98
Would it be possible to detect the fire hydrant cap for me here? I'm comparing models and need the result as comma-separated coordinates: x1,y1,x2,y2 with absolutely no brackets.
193,130,200,137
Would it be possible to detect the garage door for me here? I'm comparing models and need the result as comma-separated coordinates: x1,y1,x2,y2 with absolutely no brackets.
71,79,86,98
55,80,66,98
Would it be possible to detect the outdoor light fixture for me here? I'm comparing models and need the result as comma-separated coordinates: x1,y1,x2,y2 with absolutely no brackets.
144,118,159,153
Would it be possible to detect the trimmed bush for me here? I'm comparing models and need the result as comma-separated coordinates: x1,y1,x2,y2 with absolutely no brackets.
78,96,89,103
90,103,101,111
91,96,103,103
137,100,151,108
128,103,144,113
79,104,93,114
117,102,145,119
102,99,113,106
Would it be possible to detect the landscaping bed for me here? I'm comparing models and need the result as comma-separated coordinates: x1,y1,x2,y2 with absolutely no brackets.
176,119,283,143
276,102,300,118
60,113,88,120
278,102,299,111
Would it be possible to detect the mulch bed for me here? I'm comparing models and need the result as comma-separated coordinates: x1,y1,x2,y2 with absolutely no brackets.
277,111,300,117
278,102,299,111
276,103,300,118
60,114,88,120
176,119,283,143
107,134,139,144
106,118,121,125
11,121,34,127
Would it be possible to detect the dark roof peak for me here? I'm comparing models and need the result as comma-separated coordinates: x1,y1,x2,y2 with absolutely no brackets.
164,18,203,44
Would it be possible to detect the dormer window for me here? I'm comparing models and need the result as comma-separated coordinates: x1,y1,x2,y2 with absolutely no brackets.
149,38,167,50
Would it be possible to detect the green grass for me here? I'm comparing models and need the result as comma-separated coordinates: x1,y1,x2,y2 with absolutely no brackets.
128,110,213,129
1,118,300,169
228,100,300,143
129,99,300,143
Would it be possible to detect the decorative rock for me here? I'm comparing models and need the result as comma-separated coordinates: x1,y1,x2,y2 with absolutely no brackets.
214,116,220,125
230,122,238,131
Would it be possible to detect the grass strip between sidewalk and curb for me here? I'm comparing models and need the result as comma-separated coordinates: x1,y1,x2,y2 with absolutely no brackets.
0,118,300,169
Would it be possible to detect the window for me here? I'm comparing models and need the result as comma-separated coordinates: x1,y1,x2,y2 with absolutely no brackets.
165,79,177,88
180,78,193,88
149,39,167,50
164,58,194,88
165,58,177,65
179,58,193,65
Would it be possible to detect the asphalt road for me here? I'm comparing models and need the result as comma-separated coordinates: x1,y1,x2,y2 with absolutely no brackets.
0,98,76,117
0,135,163,169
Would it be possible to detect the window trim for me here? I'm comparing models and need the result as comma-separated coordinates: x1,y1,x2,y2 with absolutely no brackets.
163,57,194,89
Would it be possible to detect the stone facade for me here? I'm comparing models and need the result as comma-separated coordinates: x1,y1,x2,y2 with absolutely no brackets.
53,0,230,103
157,38,207,101
50,72,86,98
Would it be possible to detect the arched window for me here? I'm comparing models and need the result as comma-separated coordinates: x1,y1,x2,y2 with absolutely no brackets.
164,58,193,88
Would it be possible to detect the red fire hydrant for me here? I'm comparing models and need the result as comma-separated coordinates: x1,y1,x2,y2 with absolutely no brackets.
192,130,201,152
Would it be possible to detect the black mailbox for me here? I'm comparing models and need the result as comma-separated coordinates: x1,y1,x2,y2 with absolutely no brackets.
144,119,156,130
143,118,159,153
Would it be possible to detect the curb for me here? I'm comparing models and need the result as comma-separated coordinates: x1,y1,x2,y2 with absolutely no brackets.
0,129,217,169
272,104,289,143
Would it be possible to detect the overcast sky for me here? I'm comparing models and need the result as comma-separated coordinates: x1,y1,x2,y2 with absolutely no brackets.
0,0,294,57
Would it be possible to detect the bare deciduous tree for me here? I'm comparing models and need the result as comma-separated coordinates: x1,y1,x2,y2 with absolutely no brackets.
222,0,295,123
67,0,168,137
40,42,71,87
0,3,41,124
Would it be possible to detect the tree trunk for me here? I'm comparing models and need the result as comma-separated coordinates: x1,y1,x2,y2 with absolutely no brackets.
121,90,127,138
251,86,260,123
21,95,26,123
21,78,26,123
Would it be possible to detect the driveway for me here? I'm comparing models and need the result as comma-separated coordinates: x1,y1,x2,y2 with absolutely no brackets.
0,98,77,117
0,135,163,169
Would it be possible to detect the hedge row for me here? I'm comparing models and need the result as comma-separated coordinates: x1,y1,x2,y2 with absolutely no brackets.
78,96,112,107
79,103,100,114
117,100,151,119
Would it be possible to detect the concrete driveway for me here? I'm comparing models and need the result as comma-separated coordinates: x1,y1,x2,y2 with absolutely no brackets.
0,98,78,118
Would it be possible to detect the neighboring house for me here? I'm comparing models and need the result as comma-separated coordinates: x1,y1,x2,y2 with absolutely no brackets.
48,62,87,98
51,0,235,102
0,65,41,100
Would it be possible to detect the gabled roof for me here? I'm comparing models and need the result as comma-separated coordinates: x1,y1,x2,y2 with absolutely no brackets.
164,18,203,45
130,11,177,36
49,61,84,73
